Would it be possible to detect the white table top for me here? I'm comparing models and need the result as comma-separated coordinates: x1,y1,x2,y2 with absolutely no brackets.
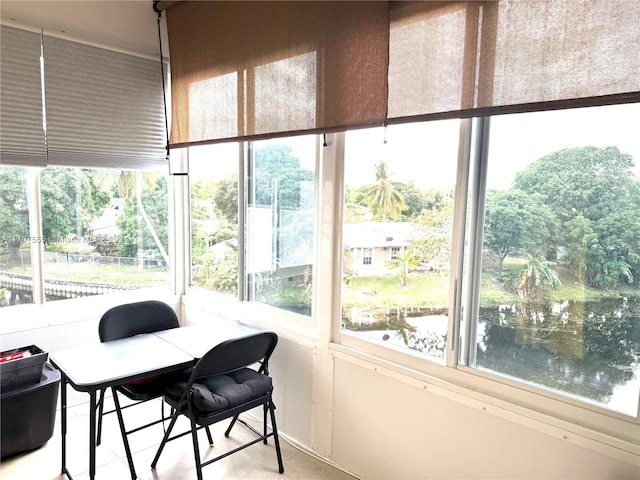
50,334,193,391
153,321,259,359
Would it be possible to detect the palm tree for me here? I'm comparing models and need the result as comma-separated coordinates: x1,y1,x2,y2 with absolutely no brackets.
118,170,169,264
387,248,419,287
517,254,562,300
359,161,406,222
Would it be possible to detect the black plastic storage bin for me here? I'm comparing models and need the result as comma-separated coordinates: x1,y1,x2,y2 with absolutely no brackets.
1,352,60,460
1,345,48,392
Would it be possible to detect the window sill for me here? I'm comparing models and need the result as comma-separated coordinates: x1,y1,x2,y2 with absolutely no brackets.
183,287,318,348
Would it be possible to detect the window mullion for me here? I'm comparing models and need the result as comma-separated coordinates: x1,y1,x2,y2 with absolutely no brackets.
238,142,248,302
446,118,473,367
27,167,45,304
460,117,491,367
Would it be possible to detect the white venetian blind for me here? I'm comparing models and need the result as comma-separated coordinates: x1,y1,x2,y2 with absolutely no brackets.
0,25,46,167
42,35,167,169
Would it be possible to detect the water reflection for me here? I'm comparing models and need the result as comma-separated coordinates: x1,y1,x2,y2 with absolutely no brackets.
477,297,640,415
343,297,640,415
343,307,448,361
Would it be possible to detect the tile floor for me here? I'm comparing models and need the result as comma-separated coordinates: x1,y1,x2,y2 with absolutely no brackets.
0,392,358,480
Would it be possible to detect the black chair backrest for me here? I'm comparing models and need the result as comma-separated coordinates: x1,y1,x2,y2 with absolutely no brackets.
190,331,278,381
99,300,180,342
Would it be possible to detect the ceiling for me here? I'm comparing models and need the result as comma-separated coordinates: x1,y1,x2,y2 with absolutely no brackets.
0,1,164,57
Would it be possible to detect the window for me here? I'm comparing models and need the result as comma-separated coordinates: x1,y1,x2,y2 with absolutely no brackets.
341,121,459,362
245,135,317,316
189,143,240,295
0,165,169,308
362,248,372,265
0,26,169,310
187,134,319,319
337,104,640,419
0,167,33,307
461,104,640,416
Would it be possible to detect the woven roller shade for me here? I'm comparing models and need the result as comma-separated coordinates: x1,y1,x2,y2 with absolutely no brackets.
165,1,389,147
388,0,640,122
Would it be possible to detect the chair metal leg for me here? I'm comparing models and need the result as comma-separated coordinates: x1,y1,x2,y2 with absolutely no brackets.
151,409,180,468
269,397,284,474
224,414,239,437
96,388,105,446
263,403,268,444
205,425,214,445
189,408,204,480
111,388,137,480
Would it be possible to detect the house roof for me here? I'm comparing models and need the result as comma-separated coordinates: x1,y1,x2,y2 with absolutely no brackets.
342,221,413,249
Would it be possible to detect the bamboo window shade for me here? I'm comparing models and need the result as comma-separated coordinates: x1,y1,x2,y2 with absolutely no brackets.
164,0,640,148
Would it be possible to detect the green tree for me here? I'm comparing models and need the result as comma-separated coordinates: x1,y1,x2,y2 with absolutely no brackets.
190,180,217,222
112,171,169,262
212,173,239,224
116,175,168,259
514,147,637,222
559,214,597,284
514,146,640,288
343,186,370,223
0,168,30,259
516,254,562,300
1,168,111,262
254,144,313,209
483,189,556,276
386,248,419,287
253,144,314,273
411,199,454,273
40,168,110,243
393,182,427,219
357,160,406,221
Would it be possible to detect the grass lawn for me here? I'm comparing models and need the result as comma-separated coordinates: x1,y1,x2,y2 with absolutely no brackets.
343,273,450,309
344,256,638,311
4,261,167,286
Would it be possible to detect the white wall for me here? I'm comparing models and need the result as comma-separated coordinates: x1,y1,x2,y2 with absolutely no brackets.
331,356,638,480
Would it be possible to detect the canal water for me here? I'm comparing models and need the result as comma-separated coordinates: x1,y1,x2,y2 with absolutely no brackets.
344,297,640,416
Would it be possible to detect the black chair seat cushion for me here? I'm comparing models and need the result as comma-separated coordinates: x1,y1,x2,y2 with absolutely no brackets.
166,368,272,415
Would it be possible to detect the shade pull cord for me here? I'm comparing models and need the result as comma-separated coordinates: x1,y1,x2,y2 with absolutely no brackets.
323,134,328,147
154,1,170,166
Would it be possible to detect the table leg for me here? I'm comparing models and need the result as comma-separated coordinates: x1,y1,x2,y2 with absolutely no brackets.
89,390,97,480
60,374,67,475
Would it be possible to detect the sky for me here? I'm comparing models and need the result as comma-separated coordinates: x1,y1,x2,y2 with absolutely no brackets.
344,103,640,191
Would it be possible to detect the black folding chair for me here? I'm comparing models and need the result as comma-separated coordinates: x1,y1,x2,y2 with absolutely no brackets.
151,331,284,480
96,300,195,480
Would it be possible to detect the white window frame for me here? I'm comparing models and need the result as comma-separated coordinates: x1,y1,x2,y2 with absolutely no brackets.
186,135,325,337
0,164,174,314
333,116,640,462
